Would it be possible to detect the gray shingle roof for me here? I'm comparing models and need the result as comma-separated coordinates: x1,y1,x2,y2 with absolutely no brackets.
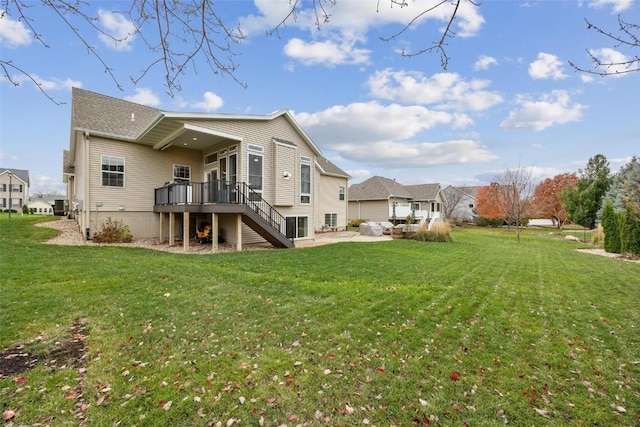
72,87,162,140
0,168,30,186
348,176,413,200
316,156,350,178
452,186,480,198
405,183,441,201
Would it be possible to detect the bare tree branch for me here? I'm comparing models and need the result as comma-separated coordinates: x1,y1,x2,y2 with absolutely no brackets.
569,15,640,76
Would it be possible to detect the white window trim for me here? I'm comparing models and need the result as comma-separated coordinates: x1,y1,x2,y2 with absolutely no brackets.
300,158,311,205
247,152,264,196
101,155,125,188
173,164,191,182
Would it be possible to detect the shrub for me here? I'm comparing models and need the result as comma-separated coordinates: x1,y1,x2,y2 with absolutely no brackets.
621,204,640,256
413,219,453,242
602,200,621,253
22,205,29,215
92,217,133,243
475,216,503,227
348,218,366,228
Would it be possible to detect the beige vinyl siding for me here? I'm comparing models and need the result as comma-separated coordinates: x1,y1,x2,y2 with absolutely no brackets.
348,200,390,222
315,173,347,230
273,141,296,206
88,137,201,212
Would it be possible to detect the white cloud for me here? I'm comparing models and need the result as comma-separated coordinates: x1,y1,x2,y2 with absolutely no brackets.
346,168,372,183
1,73,80,90
588,48,633,76
529,52,568,80
334,139,498,168
295,101,495,168
284,37,371,66
367,68,503,112
31,175,65,195
191,91,224,112
296,101,467,145
474,55,498,71
500,90,586,131
0,10,32,47
589,0,633,12
0,150,19,161
243,0,485,37
98,9,136,51
124,88,161,107
240,0,484,66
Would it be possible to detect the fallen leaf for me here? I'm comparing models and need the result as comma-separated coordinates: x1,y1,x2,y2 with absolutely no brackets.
3,410,16,421
16,376,27,385
450,372,459,381
533,407,549,418
419,398,429,407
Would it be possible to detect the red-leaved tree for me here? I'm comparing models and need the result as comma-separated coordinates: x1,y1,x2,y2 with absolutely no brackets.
533,173,578,229
475,183,503,220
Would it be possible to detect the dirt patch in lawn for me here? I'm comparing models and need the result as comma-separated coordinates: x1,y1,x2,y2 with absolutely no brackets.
0,319,88,378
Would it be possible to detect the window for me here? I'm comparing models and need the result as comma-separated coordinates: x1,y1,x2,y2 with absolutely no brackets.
300,159,311,204
286,216,309,239
10,184,21,192
173,164,191,182
325,213,337,227
339,186,345,201
412,202,420,211
101,156,124,187
248,152,263,201
204,152,218,164
0,184,5,192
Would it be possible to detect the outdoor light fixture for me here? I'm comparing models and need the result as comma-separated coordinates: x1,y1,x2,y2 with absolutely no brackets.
118,205,125,211
283,171,292,179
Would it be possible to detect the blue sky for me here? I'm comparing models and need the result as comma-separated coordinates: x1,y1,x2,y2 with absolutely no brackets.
1,0,638,195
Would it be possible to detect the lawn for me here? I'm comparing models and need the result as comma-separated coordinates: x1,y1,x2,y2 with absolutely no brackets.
1,215,639,426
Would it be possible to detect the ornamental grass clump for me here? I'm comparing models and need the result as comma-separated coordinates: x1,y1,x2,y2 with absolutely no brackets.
413,218,453,242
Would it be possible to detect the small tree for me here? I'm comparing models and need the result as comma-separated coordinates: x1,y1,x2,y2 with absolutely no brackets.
533,173,578,229
496,166,536,243
561,154,612,229
441,186,466,220
602,200,621,253
621,204,640,256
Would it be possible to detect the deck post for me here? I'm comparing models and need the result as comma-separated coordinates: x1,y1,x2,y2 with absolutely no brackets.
183,212,190,252
236,213,242,251
211,213,218,253
159,212,165,242
169,212,175,246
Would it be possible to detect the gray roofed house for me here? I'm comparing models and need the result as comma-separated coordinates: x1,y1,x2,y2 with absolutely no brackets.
1,168,30,212
348,176,443,223
63,87,349,251
348,176,413,201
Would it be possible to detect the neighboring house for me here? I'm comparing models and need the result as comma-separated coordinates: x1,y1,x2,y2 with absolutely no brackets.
28,200,55,215
447,185,480,222
348,176,443,223
0,168,30,212
63,88,349,251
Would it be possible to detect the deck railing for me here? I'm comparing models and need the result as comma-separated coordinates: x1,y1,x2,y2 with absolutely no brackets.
155,180,290,241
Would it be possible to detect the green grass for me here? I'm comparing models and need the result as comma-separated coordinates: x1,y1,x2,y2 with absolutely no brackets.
1,214,639,426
